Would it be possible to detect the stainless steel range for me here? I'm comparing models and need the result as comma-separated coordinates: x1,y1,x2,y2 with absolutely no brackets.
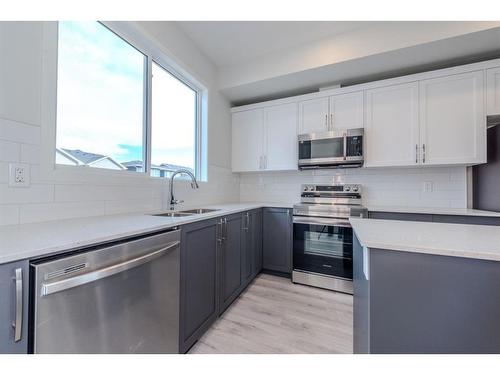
292,184,367,294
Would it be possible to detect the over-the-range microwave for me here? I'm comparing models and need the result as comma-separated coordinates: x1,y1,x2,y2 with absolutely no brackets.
298,128,364,169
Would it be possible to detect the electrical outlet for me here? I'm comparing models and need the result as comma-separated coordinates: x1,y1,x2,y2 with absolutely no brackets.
422,181,433,193
9,163,30,187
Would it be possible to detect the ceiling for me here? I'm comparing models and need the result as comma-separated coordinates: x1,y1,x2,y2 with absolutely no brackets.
175,21,370,67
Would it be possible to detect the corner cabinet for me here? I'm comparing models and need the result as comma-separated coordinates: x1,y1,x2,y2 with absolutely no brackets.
419,71,486,165
231,108,265,172
231,103,298,172
0,260,29,354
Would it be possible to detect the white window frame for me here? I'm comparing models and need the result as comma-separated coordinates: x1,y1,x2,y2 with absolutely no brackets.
40,21,207,182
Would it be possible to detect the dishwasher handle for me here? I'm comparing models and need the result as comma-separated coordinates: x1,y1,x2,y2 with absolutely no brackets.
12,268,23,342
40,240,180,297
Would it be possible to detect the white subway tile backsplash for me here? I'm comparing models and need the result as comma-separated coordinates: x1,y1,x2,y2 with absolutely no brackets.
0,184,54,204
0,140,20,162
104,197,163,215
54,184,158,203
240,166,467,208
0,205,20,225
0,118,40,144
19,201,106,224
20,143,41,164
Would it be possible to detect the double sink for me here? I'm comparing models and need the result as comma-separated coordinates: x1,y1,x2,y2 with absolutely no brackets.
152,208,220,218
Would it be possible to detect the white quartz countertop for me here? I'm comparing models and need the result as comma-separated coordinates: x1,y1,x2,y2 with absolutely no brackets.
0,202,292,265
366,205,500,217
350,217,500,262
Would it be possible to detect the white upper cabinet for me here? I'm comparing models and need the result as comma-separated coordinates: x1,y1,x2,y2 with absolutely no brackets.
232,59,496,172
329,91,364,131
419,71,486,165
487,67,500,115
298,97,329,134
298,92,363,134
364,82,419,167
231,109,264,172
231,103,298,172
264,103,298,171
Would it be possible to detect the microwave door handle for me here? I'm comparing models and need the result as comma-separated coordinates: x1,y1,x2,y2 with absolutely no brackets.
343,133,347,160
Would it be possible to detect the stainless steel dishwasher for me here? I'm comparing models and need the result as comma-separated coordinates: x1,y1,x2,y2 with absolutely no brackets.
31,229,180,354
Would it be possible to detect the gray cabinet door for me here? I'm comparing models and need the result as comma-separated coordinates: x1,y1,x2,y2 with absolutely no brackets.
241,209,263,288
251,209,263,277
369,211,432,222
242,212,253,288
353,234,370,354
219,213,243,313
262,208,292,274
0,260,29,354
180,218,219,353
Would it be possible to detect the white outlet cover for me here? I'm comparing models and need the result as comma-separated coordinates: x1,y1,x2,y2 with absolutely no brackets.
9,163,30,187
423,181,433,193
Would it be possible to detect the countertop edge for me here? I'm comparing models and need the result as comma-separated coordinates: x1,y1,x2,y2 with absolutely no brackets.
350,217,500,262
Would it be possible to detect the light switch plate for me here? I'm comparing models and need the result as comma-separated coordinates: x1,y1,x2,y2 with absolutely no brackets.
9,163,30,187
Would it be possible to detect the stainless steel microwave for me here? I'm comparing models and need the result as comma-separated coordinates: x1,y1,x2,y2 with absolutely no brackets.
298,128,364,169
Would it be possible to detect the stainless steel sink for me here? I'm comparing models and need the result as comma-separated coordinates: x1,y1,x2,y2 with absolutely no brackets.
152,212,195,218
178,208,220,214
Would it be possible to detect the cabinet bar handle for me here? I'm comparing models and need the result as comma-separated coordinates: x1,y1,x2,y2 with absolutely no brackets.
423,144,426,163
325,114,328,129
12,268,22,342
217,219,223,243
416,144,418,164
330,114,333,130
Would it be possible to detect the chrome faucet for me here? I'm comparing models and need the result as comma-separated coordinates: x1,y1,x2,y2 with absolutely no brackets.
169,169,199,210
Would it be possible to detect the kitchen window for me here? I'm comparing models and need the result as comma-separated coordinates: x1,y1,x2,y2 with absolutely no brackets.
55,21,203,178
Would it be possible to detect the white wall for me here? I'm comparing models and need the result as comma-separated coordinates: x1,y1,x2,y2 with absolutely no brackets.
240,167,467,208
0,21,239,226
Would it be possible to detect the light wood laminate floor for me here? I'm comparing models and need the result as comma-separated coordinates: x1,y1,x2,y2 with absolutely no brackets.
189,273,353,354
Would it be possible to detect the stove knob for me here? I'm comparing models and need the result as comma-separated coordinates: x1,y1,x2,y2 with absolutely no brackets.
345,186,351,192
352,186,359,192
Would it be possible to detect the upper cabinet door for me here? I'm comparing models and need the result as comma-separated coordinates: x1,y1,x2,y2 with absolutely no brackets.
298,97,329,134
264,103,298,171
419,71,486,166
231,109,264,172
487,67,500,115
364,82,419,167
329,91,364,131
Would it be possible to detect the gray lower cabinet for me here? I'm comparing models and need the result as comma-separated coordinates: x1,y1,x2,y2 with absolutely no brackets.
369,211,500,226
262,208,292,274
251,209,263,278
242,209,263,288
179,218,219,353
353,233,500,353
219,213,244,314
0,260,29,354
180,210,264,352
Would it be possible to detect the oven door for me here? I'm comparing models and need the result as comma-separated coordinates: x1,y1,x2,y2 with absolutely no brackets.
293,216,353,280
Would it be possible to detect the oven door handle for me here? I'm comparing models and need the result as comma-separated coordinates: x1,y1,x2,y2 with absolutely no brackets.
293,216,351,227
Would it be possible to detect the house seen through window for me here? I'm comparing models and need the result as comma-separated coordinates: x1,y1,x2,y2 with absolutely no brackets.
55,21,200,178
